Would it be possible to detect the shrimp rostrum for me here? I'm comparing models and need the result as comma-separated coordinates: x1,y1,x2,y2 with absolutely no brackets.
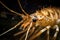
0,0,60,40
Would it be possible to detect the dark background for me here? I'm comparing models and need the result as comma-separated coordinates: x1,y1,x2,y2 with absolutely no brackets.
0,0,60,40
0,0,60,13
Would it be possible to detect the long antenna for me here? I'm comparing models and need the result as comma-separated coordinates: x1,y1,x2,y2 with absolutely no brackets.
0,1,25,36
0,1,23,16
0,20,24,36
18,0,28,16
25,22,32,40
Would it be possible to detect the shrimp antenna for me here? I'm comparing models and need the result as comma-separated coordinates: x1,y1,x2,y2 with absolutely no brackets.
0,1,24,16
18,0,28,16
0,1,25,36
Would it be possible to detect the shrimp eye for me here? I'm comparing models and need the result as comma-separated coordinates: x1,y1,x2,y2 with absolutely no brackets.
33,19,37,22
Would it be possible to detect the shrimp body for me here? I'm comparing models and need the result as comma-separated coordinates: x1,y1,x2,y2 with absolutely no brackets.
31,7,59,27
0,0,60,40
